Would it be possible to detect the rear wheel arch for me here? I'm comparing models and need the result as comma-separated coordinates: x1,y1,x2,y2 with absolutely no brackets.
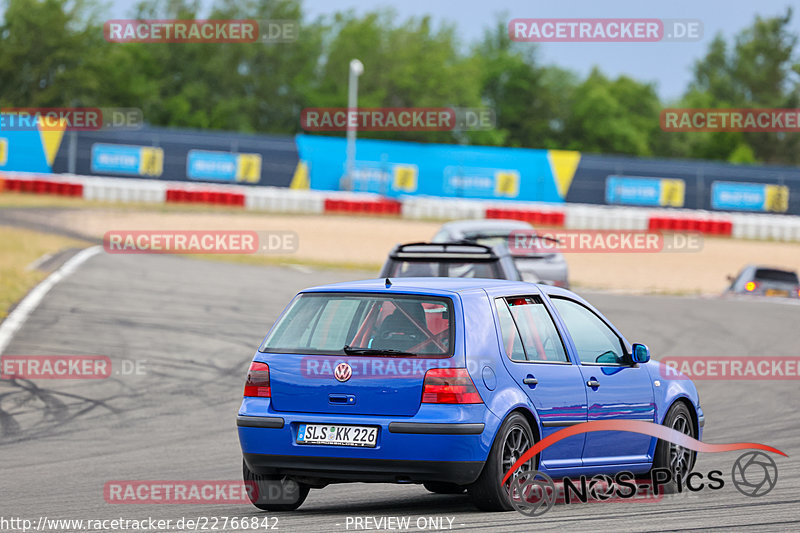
469,409,537,511
475,406,542,475
510,406,541,448
491,405,541,450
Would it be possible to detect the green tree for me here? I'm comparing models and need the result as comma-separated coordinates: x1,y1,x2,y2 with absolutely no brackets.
0,0,106,107
563,69,661,156
306,9,485,144
470,19,576,149
680,8,800,164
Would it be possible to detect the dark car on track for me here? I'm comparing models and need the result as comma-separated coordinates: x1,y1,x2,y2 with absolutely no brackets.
237,278,702,512
378,242,524,281
726,265,800,299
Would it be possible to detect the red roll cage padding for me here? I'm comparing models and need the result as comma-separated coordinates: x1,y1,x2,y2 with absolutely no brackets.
347,300,448,353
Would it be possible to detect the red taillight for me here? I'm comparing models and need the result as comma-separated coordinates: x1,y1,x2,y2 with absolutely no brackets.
244,362,270,397
422,368,482,404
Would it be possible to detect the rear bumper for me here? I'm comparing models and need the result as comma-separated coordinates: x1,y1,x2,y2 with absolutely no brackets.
237,416,484,435
237,400,499,485
243,453,483,485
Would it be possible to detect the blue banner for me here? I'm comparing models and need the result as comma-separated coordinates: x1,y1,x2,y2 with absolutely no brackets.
606,176,661,205
711,181,789,213
91,143,163,177
187,150,237,181
295,134,565,202
187,150,262,183
606,175,685,207
0,113,58,173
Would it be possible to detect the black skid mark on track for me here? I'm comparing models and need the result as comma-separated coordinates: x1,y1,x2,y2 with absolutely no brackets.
0,378,128,445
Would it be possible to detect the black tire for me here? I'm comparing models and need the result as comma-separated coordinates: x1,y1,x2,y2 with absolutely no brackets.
423,481,466,494
468,412,535,511
651,402,697,494
242,460,310,511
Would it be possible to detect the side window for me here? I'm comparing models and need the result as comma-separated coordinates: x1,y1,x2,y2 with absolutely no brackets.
551,298,626,365
495,300,526,361
506,297,569,363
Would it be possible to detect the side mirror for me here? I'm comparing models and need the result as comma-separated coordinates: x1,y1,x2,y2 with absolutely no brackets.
631,343,650,364
726,274,735,282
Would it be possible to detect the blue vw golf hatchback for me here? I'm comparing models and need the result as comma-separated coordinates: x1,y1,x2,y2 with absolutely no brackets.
237,278,702,511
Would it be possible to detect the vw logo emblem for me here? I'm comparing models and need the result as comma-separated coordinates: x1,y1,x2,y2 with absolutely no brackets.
731,451,778,497
334,362,352,382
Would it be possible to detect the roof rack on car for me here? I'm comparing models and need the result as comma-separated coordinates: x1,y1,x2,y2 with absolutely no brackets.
391,241,497,260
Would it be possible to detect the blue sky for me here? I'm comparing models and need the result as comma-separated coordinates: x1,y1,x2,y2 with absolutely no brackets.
106,0,799,100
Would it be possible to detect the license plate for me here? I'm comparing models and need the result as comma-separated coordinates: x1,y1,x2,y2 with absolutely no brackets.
765,289,788,297
296,424,378,447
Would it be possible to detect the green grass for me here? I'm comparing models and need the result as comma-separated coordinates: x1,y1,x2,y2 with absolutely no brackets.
0,226,90,319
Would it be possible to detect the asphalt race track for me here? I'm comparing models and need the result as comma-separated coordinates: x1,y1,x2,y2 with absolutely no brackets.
1,252,799,532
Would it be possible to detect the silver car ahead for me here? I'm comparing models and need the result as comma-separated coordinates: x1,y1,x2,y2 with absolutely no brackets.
432,219,569,288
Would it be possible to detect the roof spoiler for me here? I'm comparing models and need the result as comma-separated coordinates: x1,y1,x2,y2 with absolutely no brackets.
391,242,497,259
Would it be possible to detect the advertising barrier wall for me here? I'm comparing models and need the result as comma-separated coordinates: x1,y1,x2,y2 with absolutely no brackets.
294,134,580,203
0,112,64,173
567,153,800,215
295,135,800,215
50,127,298,188
2,120,799,215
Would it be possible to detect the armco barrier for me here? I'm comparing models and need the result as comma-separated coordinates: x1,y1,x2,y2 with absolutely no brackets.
245,187,325,214
166,189,245,207
82,177,166,203
2,172,800,243
324,197,402,215
2,176,83,197
486,207,565,227
648,215,733,236
566,205,650,231
399,196,488,220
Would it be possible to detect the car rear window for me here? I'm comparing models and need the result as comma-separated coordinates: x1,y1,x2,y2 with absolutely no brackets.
260,293,454,357
754,269,799,284
387,260,502,279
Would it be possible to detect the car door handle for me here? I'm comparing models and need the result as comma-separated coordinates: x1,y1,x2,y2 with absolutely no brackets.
586,380,600,388
522,377,538,385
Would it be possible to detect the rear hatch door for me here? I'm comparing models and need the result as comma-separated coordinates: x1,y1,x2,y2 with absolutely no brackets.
258,291,459,416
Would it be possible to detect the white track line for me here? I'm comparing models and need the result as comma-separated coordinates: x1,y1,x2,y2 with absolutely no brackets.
0,245,102,355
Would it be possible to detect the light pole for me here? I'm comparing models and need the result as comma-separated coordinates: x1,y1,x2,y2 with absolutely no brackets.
344,58,363,191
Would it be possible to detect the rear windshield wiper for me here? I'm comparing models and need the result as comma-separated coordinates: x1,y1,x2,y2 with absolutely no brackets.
343,345,416,356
